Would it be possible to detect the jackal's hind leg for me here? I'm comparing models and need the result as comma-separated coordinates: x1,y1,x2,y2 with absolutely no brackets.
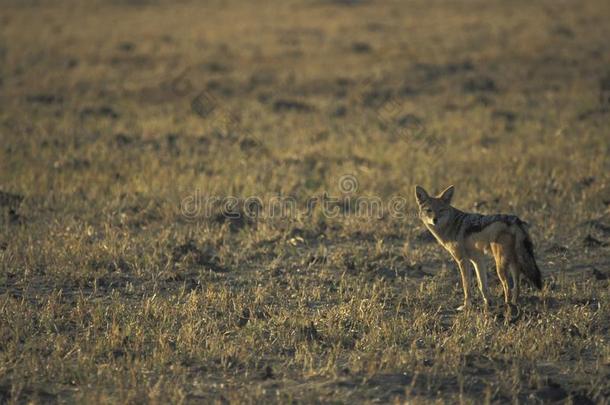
491,243,510,304
509,262,520,305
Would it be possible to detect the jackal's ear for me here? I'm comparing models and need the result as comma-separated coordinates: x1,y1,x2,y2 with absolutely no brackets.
438,185,455,203
414,185,429,205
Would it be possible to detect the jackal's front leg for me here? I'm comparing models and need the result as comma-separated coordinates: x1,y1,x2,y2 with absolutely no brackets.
471,256,492,307
455,259,472,311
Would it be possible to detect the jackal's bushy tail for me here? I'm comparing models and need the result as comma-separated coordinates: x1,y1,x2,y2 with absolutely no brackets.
514,221,543,289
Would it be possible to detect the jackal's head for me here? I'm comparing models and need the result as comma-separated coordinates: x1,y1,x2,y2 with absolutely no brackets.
414,185,455,228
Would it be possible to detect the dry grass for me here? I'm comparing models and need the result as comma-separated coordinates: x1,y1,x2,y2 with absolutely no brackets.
1,0,609,403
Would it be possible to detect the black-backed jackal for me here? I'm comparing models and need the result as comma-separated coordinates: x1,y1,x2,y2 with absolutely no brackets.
414,185,542,309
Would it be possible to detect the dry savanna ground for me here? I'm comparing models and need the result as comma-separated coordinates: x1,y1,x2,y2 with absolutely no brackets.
1,0,609,403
